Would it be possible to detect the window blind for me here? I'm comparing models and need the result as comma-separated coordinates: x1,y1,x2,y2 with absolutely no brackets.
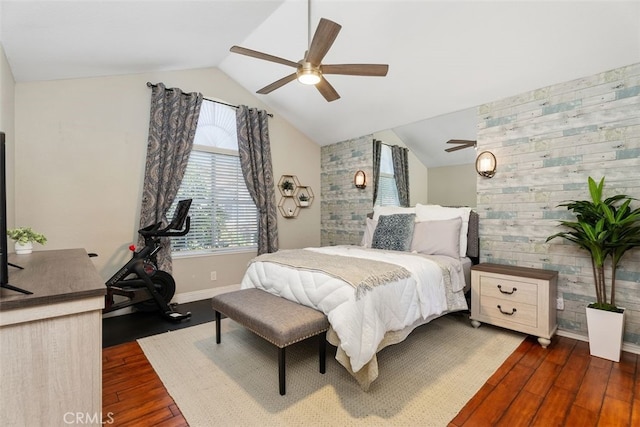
170,149,258,253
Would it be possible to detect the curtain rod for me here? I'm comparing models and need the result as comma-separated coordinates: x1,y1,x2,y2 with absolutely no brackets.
146,82,273,118
374,139,396,147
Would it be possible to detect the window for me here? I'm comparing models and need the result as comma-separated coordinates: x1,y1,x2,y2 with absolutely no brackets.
169,100,258,255
375,144,400,206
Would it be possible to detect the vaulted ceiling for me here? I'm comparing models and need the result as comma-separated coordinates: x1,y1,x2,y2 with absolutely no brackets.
1,1,639,167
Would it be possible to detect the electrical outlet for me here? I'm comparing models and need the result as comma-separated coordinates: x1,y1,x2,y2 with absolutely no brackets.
210,271,217,281
556,297,564,310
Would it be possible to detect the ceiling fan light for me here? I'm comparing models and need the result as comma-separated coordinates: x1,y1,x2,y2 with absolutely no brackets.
297,64,321,85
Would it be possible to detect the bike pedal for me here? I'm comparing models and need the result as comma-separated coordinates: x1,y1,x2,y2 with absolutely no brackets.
165,311,191,321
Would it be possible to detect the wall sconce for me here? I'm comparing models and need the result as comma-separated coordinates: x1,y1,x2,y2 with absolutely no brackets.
476,151,497,178
354,170,367,189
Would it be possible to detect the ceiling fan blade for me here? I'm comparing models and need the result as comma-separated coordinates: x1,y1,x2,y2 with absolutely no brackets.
256,73,298,94
322,64,389,76
230,46,299,68
446,139,476,145
305,18,342,65
316,77,340,102
445,145,473,152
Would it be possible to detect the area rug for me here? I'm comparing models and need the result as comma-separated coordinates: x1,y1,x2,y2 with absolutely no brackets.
138,314,524,426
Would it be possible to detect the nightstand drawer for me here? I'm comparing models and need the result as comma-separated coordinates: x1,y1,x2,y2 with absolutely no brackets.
479,276,538,305
478,295,538,328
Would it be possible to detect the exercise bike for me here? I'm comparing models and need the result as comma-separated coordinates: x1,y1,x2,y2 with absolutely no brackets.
103,199,193,322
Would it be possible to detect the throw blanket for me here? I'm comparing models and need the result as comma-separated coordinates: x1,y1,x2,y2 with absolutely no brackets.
253,249,412,299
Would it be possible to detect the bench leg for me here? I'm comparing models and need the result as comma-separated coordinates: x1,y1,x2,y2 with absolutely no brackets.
319,331,326,374
278,347,286,395
214,310,221,344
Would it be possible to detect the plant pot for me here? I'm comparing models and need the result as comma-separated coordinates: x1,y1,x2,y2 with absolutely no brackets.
14,241,33,255
585,305,625,362
299,201,309,207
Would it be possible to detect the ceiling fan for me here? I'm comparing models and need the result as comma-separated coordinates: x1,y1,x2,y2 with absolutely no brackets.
229,14,388,102
445,139,477,152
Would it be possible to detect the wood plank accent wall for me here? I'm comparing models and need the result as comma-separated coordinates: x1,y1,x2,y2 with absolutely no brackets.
320,135,373,246
476,63,640,346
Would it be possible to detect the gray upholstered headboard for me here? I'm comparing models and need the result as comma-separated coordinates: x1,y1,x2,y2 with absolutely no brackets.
467,210,479,262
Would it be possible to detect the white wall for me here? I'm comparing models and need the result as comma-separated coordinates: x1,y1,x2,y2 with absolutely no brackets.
0,44,15,229
427,163,477,207
13,67,320,296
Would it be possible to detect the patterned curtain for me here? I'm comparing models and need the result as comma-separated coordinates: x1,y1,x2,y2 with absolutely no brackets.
391,145,410,207
372,139,382,205
236,105,279,254
139,82,203,273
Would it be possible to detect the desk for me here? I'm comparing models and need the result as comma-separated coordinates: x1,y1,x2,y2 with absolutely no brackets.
0,249,105,426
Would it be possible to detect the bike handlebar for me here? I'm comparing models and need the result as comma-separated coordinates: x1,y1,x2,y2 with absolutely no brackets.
138,199,192,238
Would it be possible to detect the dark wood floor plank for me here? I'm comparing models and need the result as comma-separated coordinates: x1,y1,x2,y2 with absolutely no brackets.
530,385,574,426
494,390,543,427
554,349,590,392
565,404,598,427
543,335,576,366
106,393,176,426
449,383,495,426
118,407,174,427
523,358,563,396
598,395,632,427
573,364,612,413
631,398,640,427
606,366,635,403
462,364,534,426
486,338,533,386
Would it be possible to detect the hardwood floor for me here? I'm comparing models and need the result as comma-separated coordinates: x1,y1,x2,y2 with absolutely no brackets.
103,341,188,427
450,335,639,427
103,331,639,426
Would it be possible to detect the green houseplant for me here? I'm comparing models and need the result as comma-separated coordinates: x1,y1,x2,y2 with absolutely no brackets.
546,177,640,360
7,227,47,245
298,193,310,206
280,180,295,196
6,227,47,254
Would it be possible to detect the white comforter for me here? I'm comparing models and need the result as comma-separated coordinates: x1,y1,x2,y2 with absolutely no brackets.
241,245,468,375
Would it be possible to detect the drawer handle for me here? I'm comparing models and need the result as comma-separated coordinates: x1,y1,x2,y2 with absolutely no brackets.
497,285,517,295
497,305,517,316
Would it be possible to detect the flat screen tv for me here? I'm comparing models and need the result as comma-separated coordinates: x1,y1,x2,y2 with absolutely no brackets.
0,131,31,294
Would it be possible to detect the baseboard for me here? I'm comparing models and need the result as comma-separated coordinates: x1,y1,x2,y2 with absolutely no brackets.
556,329,640,356
171,284,242,304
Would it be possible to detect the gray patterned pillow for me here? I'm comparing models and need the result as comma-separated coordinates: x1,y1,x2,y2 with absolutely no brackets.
371,214,416,251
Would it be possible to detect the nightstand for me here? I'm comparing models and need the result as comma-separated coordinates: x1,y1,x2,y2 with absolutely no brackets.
470,263,558,348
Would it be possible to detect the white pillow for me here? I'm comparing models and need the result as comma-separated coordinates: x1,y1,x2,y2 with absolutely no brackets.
361,217,377,248
410,218,462,258
372,205,415,220
415,204,472,257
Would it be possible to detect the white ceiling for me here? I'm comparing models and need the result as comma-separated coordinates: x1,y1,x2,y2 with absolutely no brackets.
1,0,639,167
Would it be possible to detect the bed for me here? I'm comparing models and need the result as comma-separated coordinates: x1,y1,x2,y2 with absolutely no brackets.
240,204,479,390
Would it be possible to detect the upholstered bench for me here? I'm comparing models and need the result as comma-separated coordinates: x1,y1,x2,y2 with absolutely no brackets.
211,288,329,395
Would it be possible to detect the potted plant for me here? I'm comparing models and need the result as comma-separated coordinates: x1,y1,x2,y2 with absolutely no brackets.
546,177,640,361
6,227,47,254
281,180,294,196
298,193,310,207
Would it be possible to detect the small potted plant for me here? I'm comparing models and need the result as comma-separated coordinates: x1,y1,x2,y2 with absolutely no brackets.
6,227,47,254
281,180,295,196
298,193,310,207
